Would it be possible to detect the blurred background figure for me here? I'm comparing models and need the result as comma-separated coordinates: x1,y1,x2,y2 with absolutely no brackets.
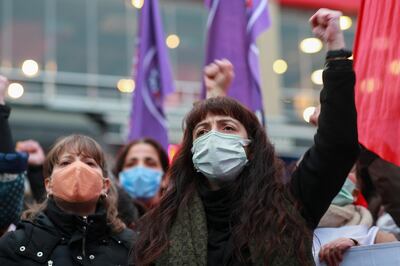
113,138,170,227
306,71,400,248
356,147,400,237
298,63,400,265
314,174,397,265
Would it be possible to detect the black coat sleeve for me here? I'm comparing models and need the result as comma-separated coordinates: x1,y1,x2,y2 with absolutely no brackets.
0,105,28,174
0,105,14,153
27,165,46,203
289,59,360,229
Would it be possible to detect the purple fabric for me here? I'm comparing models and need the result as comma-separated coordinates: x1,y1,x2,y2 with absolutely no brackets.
203,0,271,114
128,0,174,151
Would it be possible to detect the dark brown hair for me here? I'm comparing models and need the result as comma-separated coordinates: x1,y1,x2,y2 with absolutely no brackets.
112,138,169,178
355,146,380,219
23,135,125,233
134,97,312,265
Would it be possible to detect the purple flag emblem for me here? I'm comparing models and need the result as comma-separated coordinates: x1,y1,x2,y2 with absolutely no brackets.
128,0,175,151
203,0,271,118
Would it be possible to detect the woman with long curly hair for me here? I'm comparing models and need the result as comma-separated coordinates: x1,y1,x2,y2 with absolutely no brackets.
134,9,359,265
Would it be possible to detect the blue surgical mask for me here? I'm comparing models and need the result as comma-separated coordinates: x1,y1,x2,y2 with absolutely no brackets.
119,166,163,199
192,131,250,181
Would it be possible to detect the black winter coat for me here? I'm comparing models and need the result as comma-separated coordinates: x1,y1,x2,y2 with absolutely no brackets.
0,199,134,266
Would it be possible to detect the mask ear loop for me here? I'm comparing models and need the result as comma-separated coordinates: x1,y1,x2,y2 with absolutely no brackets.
241,139,252,163
240,138,252,146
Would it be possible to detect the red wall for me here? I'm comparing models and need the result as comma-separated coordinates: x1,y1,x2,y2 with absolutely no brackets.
278,0,361,13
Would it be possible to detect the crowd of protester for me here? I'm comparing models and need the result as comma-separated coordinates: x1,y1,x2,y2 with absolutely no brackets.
0,8,399,266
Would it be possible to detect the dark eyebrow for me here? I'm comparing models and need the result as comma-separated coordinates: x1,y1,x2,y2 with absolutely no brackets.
194,121,210,132
125,157,138,162
144,157,158,163
217,118,239,125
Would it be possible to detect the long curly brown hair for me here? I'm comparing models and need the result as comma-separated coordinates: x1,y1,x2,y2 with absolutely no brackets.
134,97,312,265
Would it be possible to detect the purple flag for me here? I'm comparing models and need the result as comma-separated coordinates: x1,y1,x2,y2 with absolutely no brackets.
203,0,271,117
128,0,174,151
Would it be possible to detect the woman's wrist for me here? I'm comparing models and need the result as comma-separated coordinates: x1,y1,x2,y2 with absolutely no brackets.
327,34,346,51
206,87,226,99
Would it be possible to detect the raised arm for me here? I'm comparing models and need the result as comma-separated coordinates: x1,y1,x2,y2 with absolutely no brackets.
0,76,28,173
0,76,14,154
290,9,360,229
0,75,27,235
204,58,234,98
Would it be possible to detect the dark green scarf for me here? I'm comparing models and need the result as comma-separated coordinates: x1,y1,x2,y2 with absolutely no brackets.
156,191,314,266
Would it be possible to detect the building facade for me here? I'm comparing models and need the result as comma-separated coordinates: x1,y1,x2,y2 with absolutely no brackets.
0,0,358,158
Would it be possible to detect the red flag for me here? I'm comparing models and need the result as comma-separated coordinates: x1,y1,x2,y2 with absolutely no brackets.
278,0,360,13
354,0,400,166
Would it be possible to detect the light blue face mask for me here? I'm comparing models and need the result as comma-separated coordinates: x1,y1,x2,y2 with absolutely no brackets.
191,131,251,181
119,166,163,199
332,178,356,206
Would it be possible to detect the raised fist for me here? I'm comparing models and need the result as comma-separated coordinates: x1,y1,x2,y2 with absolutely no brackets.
0,75,8,105
204,59,234,98
16,140,46,166
309,8,346,51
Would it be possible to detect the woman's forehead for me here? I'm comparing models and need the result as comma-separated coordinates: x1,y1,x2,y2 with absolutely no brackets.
59,148,96,160
59,152,91,159
127,143,159,159
197,114,240,124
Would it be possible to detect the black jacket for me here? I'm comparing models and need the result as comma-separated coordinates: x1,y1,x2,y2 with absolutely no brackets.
290,59,360,229
0,199,134,266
